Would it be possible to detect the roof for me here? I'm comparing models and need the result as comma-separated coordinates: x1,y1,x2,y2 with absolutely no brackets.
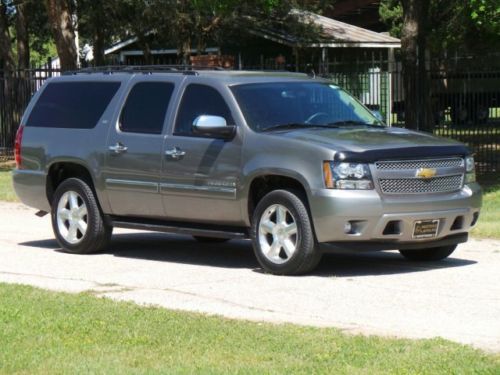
62,66,319,85
251,10,400,49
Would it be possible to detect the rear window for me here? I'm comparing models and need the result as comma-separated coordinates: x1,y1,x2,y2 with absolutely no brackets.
26,81,121,129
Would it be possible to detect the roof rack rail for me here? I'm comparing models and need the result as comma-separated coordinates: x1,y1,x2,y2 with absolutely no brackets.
64,64,228,76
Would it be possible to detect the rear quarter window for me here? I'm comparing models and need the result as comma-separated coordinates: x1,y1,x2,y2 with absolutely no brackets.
26,81,121,129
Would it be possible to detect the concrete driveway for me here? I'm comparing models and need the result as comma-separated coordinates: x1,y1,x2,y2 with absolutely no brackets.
0,202,499,352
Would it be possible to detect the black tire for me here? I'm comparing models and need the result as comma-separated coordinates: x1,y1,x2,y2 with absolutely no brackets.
51,178,112,254
399,245,457,261
251,190,322,275
193,236,230,243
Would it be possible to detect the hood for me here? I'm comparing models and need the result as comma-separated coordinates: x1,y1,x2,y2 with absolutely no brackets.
269,126,469,161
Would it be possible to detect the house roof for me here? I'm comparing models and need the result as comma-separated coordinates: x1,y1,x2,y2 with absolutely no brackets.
251,10,400,49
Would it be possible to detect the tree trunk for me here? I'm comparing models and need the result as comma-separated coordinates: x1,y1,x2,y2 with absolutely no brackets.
0,3,15,72
181,38,191,65
45,0,78,71
90,2,105,66
401,0,430,130
93,28,105,66
15,3,30,70
136,31,152,65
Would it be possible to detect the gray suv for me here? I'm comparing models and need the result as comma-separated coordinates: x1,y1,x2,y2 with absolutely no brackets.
13,68,482,275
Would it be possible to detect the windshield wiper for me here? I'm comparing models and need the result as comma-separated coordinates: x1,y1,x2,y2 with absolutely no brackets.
328,120,382,127
262,123,339,132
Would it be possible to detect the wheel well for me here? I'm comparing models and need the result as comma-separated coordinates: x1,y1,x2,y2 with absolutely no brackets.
248,175,308,222
47,162,94,204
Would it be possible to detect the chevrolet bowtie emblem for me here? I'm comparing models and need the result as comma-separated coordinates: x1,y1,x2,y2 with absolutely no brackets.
416,168,437,179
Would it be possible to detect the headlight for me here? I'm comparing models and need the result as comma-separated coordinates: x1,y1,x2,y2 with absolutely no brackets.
465,156,476,183
323,162,374,190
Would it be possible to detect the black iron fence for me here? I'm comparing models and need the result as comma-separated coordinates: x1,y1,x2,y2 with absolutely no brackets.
0,68,60,159
1,67,499,173
323,68,500,174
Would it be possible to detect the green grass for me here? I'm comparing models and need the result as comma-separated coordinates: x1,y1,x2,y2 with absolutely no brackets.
0,283,498,374
472,174,500,238
0,170,17,202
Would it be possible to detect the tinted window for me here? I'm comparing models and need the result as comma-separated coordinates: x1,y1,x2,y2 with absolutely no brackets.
231,82,382,132
174,84,233,135
26,81,120,128
120,82,174,134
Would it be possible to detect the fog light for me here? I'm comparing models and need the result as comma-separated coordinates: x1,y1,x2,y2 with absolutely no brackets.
344,222,352,234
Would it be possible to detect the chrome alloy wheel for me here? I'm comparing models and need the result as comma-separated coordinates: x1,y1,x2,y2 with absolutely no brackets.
56,190,88,244
258,204,298,264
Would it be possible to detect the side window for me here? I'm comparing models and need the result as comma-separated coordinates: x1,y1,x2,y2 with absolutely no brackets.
26,81,121,129
120,82,174,134
174,84,234,136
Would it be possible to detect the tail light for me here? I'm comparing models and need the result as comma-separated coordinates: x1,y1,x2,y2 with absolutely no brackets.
14,125,24,169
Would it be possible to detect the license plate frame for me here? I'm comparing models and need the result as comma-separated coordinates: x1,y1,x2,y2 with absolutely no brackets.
413,219,440,239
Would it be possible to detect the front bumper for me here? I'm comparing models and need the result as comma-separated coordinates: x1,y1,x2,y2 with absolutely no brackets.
310,182,482,248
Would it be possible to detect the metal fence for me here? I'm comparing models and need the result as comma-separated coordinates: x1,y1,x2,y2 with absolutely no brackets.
0,67,499,173
0,68,60,159
324,69,500,174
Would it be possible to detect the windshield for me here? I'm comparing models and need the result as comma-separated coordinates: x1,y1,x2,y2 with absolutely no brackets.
231,82,384,132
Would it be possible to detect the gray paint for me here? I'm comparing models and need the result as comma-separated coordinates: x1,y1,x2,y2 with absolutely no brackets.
13,70,482,246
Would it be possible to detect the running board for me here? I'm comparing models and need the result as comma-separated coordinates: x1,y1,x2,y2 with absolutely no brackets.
108,217,248,240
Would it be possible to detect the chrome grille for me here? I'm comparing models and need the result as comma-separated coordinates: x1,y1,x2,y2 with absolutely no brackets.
379,175,463,194
375,158,463,170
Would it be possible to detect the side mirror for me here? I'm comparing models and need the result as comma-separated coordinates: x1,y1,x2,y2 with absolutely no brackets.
192,115,236,140
371,110,384,122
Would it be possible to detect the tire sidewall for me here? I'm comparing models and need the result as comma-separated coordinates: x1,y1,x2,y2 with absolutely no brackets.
51,178,100,254
251,190,316,274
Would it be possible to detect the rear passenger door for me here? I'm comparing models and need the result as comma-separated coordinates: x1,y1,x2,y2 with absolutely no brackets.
103,77,180,217
161,83,242,225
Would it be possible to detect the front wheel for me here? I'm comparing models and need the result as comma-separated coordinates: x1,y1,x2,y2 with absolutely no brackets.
399,245,457,261
51,178,112,254
251,190,322,275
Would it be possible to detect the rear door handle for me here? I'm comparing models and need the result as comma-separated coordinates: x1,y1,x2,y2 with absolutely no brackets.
165,147,186,160
108,142,128,154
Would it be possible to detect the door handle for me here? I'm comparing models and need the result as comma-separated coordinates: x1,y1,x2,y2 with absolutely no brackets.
108,142,128,154
165,147,186,160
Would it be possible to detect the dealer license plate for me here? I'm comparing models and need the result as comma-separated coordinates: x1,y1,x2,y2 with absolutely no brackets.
413,220,439,239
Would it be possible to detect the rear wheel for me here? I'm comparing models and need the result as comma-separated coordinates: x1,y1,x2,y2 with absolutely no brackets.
51,178,112,254
399,245,457,261
251,190,322,275
193,236,230,243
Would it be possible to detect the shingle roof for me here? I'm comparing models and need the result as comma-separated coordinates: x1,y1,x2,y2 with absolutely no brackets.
252,10,400,49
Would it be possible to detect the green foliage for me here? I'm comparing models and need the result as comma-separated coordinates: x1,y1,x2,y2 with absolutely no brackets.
1,283,499,373
379,0,403,37
379,0,500,56
470,0,500,32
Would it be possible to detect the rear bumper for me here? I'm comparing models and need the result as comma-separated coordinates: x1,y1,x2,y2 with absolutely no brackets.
12,169,50,212
310,182,482,246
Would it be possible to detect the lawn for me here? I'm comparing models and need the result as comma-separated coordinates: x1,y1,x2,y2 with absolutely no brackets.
0,170,17,202
472,174,500,239
0,283,498,374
